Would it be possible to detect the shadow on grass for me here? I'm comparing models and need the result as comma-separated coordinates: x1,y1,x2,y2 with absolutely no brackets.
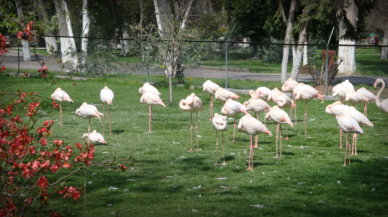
112,129,125,134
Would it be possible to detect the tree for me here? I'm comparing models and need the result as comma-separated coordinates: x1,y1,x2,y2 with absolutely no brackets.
81,0,90,66
33,0,58,53
61,0,79,68
53,0,71,63
279,0,297,83
15,0,31,61
366,0,388,60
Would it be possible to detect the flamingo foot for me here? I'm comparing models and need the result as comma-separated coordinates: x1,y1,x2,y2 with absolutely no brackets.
196,148,199,152
253,145,258,148
188,149,193,152
285,136,289,140
273,156,279,159
221,162,227,166
214,162,219,165
246,167,252,171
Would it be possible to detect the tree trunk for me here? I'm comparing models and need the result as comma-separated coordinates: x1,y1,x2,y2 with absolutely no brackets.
123,26,130,54
54,0,70,64
15,0,31,61
62,0,79,68
381,29,388,60
338,0,358,74
290,23,308,80
34,0,58,52
81,0,90,63
303,41,308,65
281,0,296,83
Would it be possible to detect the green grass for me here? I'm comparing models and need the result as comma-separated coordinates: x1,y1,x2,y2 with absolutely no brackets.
1,73,388,216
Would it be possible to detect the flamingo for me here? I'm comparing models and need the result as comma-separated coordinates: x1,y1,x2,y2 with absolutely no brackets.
51,87,73,126
75,102,103,143
212,113,228,165
179,93,204,152
275,91,296,140
221,99,248,143
251,87,272,101
139,82,161,95
203,80,220,121
356,87,375,117
267,87,281,103
373,78,388,114
293,83,325,137
82,130,106,144
243,97,271,148
345,90,368,110
337,113,363,166
100,86,114,135
333,80,354,104
215,87,240,103
282,78,299,124
325,101,349,149
266,106,293,158
238,114,272,171
343,106,373,156
140,91,166,132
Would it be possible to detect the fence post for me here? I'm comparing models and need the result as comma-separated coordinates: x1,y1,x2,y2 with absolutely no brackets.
225,24,235,88
325,27,335,96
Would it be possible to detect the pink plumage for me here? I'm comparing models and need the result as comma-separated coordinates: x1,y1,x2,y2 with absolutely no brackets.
76,102,103,144
203,80,220,121
82,130,106,144
337,113,363,166
51,87,73,126
212,113,228,165
140,91,166,132
221,99,248,143
374,78,388,114
100,86,114,135
215,87,240,103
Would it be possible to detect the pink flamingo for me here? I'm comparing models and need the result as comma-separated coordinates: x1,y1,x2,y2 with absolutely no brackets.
243,97,271,148
215,87,240,103
238,114,272,171
203,80,220,121
268,87,281,104
179,93,204,152
139,82,161,95
212,113,228,165
373,78,388,114
325,101,349,149
293,83,325,137
82,130,106,144
251,87,272,101
356,87,375,117
100,86,114,135
51,87,73,126
76,102,103,143
333,80,354,104
221,99,248,143
345,90,368,110
337,113,363,166
276,91,296,140
282,78,299,124
266,106,293,158
140,91,166,132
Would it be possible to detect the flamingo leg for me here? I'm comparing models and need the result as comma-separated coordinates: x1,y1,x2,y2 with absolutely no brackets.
215,131,218,165
354,132,358,156
209,94,213,121
294,95,297,125
305,101,307,137
343,132,348,166
285,118,289,141
233,117,236,143
251,134,254,170
247,135,253,171
149,105,152,132
189,113,193,152
109,104,112,135
264,110,267,126
254,113,258,148
339,129,343,149
364,102,367,117
102,103,105,135
348,134,351,165
280,124,283,157
275,123,279,158
60,103,63,127
88,119,91,145
196,113,199,151
222,131,226,165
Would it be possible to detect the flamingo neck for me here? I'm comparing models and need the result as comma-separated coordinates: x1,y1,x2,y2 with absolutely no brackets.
376,81,385,109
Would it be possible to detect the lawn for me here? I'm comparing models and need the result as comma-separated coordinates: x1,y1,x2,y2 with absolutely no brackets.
1,73,387,217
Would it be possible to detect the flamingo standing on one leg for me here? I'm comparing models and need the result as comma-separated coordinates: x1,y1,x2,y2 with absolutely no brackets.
266,106,293,158
100,86,114,135
82,130,106,144
293,83,325,137
76,102,104,144
251,87,272,101
356,87,375,117
373,78,388,114
221,99,248,143
215,87,240,104
325,101,349,149
243,97,271,147
275,91,296,140
139,82,161,95
345,90,368,110
212,113,228,165
337,113,363,166
203,80,220,121
282,78,299,124
51,87,73,126
179,93,204,152
140,91,166,132
333,80,354,104
238,114,272,171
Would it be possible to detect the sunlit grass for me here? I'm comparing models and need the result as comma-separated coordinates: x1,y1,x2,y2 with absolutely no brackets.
1,73,387,216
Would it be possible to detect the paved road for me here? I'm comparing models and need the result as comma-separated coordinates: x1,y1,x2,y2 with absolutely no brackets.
3,50,387,86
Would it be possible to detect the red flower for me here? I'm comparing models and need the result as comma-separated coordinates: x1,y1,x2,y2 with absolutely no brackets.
37,176,48,189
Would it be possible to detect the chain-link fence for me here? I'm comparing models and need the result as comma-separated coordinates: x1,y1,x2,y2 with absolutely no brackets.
4,35,388,87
